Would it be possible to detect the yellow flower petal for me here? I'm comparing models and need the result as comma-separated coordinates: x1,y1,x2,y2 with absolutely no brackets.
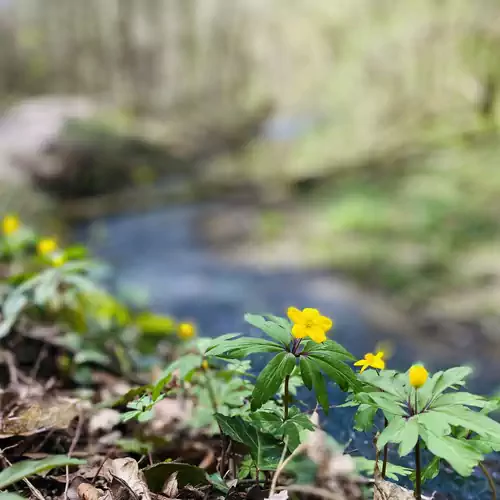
353,359,366,366
318,315,333,332
291,323,308,338
302,308,320,322
409,365,428,389
359,364,369,373
372,357,385,370
2,215,20,236
178,322,196,339
287,306,303,324
38,238,58,256
308,326,327,343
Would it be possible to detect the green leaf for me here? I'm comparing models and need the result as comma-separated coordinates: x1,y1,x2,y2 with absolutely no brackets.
0,456,86,489
420,429,483,476
214,414,282,469
430,366,473,400
251,352,296,410
430,392,486,409
432,406,500,441
299,357,313,390
307,354,358,392
377,416,406,450
0,494,26,500
143,462,208,491
300,357,329,414
398,417,419,456
354,404,378,432
245,313,291,346
410,456,440,484
153,354,202,399
207,473,230,493
302,340,355,361
366,392,408,417
206,337,283,359
417,411,451,436
355,457,412,481
358,369,407,399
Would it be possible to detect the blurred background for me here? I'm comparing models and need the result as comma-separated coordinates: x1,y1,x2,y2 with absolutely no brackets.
1,0,500,385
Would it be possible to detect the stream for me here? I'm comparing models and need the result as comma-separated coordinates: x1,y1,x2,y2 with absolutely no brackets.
77,203,499,500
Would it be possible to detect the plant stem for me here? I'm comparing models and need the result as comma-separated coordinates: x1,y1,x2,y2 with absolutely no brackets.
414,389,421,500
284,375,290,421
479,462,496,500
382,417,389,479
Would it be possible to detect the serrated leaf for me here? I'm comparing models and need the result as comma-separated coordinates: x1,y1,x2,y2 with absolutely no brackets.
300,357,329,414
214,414,282,469
431,366,473,400
420,429,483,476
0,456,86,489
377,416,406,450
307,354,358,392
430,392,486,409
245,313,291,346
251,352,296,410
398,417,419,456
432,406,500,441
206,338,283,359
355,457,412,481
354,404,378,432
358,369,406,399
299,357,313,390
417,411,451,436
366,392,408,417
410,456,440,484
302,339,355,360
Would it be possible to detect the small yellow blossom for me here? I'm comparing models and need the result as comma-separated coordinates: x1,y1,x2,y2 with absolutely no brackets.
51,254,66,267
37,238,58,256
178,322,196,340
287,307,333,343
409,365,428,389
201,360,209,370
2,215,20,236
354,351,385,373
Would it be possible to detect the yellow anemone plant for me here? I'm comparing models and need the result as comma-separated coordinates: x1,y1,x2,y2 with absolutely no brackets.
37,237,58,256
409,365,428,389
354,351,386,373
178,322,196,340
287,307,333,343
2,214,20,236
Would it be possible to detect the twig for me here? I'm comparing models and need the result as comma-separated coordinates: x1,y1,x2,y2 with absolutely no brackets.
65,409,84,499
269,438,307,498
276,484,343,500
479,462,497,500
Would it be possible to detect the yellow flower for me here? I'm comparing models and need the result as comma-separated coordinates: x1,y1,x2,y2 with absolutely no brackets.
2,215,20,236
51,254,66,267
201,360,209,370
409,365,428,389
37,238,58,256
287,307,333,343
354,351,385,373
178,322,196,340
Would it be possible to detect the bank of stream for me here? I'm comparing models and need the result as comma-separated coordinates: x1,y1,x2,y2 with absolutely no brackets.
76,203,500,500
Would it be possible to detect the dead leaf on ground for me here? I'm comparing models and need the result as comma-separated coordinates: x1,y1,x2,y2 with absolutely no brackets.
77,482,102,500
103,458,152,500
89,409,121,435
0,396,80,437
149,397,193,434
373,478,433,500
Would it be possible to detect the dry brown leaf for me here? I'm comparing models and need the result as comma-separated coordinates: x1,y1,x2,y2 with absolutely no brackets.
0,396,80,437
77,482,101,500
150,397,193,433
373,479,432,500
105,458,152,500
162,472,178,498
89,409,121,435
